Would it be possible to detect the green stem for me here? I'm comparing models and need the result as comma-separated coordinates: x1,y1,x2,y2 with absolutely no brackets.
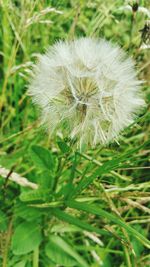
2,219,13,267
33,247,39,267
53,154,68,191
52,157,62,191
129,11,135,48
123,245,132,267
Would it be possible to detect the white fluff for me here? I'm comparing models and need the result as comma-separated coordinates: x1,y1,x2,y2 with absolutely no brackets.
28,38,145,147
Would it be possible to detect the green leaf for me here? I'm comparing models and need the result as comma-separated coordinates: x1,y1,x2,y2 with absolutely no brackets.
66,200,150,249
37,170,54,189
46,235,89,267
57,141,71,154
45,240,76,267
30,145,56,171
0,210,8,231
13,259,27,267
131,225,145,257
70,141,150,197
52,208,108,236
20,188,51,202
14,202,41,221
11,221,42,255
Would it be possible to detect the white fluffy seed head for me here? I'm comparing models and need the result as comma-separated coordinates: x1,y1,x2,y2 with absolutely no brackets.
28,38,145,148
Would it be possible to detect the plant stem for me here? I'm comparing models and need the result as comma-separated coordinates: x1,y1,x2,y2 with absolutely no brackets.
52,157,62,191
2,218,13,267
33,247,39,267
53,155,67,191
99,183,134,266
123,245,132,267
129,11,136,48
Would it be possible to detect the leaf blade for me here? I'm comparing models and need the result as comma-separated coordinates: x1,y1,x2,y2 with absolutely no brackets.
11,221,42,255
66,200,150,249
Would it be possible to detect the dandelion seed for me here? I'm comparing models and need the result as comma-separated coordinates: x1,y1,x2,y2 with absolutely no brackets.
28,38,145,148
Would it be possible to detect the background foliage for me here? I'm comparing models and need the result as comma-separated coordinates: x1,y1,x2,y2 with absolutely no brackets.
0,0,150,267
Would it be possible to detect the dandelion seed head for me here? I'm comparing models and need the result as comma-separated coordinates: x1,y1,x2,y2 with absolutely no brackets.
29,38,145,148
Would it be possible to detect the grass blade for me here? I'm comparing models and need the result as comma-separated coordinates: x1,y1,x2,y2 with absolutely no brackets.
52,208,109,236
66,200,150,249
70,141,150,197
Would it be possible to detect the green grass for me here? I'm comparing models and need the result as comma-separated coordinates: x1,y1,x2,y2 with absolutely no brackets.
0,0,150,267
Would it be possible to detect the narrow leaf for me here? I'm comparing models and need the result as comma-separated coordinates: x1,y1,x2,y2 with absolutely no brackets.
66,200,150,249
70,141,149,197
48,235,89,267
20,188,51,202
52,208,109,236
45,240,76,267
30,145,55,171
